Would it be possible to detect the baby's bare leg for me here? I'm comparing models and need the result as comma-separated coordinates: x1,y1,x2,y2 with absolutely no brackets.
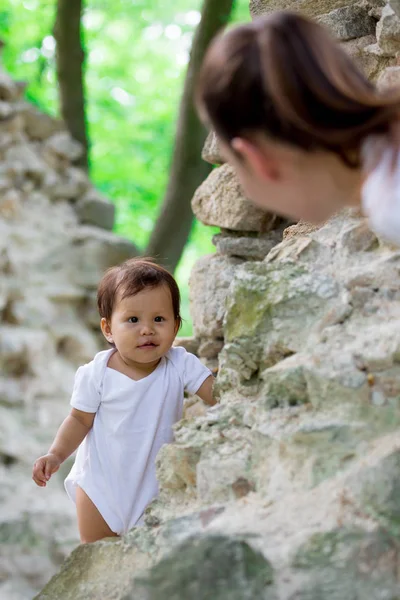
76,486,119,543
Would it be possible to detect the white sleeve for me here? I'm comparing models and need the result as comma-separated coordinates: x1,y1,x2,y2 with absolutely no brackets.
70,363,101,413
362,136,400,246
182,350,212,395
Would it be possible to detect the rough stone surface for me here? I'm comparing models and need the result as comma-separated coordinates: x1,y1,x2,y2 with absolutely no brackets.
34,211,400,598
250,0,360,19
189,253,243,340
368,0,386,19
283,221,320,240
35,530,155,600
198,339,224,359
20,105,64,141
343,35,396,81
390,0,400,18
75,188,115,230
192,164,276,232
213,226,285,260
376,4,400,55
318,5,376,41
36,433,400,600
202,131,224,165
173,337,200,355
44,131,84,163
133,535,274,600
0,64,137,599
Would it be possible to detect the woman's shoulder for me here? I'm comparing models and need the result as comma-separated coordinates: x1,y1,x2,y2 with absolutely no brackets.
361,133,400,246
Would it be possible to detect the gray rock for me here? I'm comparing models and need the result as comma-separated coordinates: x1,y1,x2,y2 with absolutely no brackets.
292,528,400,600
0,188,22,220
250,0,360,19
217,211,400,414
0,72,22,103
367,0,386,19
156,443,201,492
173,337,200,355
35,528,155,600
192,164,275,232
0,101,15,119
261,356,309,409
0,378,25,407
213,229,283,260
202,131,224,165
197,455,251,503
0,326,50,378
45,166,90,200
133,535,274,600
389,0,400,18
46,226,139,288
75,188,115,230
198,339,224,359
318,5,376,41
348,449,400,534
0,63,143,599
376,4,400,55
20,105,64,141
44,131,83,163
342,35,396,81
5,143,47,184
189,254,243,339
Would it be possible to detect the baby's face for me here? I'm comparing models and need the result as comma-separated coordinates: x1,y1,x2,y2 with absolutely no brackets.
103,284,179,366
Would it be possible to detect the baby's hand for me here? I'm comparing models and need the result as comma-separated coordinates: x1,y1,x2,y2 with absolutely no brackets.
32,453,61,487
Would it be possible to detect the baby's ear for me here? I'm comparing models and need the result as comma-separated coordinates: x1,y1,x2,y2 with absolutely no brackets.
174,319,181,335
100,318,113,343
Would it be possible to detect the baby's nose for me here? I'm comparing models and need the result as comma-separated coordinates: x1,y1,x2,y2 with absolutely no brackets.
140,322,154,335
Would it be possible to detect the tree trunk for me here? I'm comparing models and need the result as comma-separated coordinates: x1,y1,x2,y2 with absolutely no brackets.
145,0,235,272
54,0,88,169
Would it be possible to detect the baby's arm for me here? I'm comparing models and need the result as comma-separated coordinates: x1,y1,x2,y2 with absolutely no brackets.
32,408,95,487
195,375,216,406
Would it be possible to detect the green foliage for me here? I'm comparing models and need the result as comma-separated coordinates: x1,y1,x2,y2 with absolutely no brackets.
2,0,250,335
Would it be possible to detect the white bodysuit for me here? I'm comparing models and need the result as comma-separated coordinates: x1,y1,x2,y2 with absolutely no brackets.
362,136,400,245
64,346,211,535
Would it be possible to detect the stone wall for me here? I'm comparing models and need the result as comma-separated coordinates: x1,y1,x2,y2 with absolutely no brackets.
189,143,288,377
251,0,400,88
33,2,400,600
0,50,138,599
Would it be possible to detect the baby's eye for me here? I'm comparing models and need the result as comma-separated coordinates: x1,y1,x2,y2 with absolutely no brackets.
154,316,164,323
128,317,138,323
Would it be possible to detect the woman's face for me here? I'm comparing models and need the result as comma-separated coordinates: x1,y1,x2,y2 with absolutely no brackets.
219,136,361,224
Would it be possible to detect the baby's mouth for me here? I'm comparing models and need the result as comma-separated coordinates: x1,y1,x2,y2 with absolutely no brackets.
138,342,157,348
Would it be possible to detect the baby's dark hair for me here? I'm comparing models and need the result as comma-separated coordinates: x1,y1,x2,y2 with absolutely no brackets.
97,257,182,328
197,11,400,168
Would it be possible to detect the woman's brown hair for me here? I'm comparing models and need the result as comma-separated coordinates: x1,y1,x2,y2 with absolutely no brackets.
97,258,182,329
197,11,400,167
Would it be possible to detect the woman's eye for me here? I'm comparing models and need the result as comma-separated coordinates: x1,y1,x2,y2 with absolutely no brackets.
128,317,138,323
154,316,164,323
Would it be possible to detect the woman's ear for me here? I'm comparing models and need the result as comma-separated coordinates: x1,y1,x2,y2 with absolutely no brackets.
231,137,280,182
101,318,113,344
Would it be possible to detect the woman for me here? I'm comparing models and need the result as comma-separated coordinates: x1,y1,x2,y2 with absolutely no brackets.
196,10,400,244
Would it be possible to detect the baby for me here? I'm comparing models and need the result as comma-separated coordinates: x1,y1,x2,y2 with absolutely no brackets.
32,258,214,543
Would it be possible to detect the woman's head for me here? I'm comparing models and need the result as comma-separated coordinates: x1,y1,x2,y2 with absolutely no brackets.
97,258,181,364
197,11,400,222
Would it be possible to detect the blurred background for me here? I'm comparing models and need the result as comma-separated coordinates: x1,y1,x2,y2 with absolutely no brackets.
1,0,250,336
